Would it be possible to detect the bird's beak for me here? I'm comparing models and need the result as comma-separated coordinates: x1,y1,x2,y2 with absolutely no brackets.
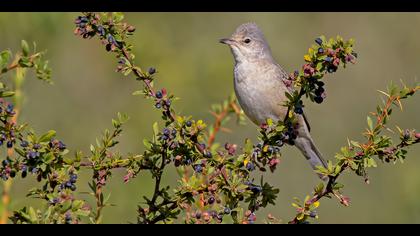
219,38,236,45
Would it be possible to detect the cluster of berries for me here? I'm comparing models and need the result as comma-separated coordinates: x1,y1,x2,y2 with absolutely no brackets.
58,173,78,192
154,88,171,110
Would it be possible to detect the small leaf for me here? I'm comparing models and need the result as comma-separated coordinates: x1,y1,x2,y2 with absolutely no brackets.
21,40,29,56
39,130,56,142
367,116,373,131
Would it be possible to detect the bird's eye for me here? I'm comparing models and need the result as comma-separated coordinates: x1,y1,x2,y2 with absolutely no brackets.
244,38,251,44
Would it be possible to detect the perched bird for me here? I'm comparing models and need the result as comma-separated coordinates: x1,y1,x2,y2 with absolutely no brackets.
220,22,328,180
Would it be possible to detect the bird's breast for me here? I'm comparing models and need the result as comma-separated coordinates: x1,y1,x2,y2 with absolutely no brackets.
233,62,289,125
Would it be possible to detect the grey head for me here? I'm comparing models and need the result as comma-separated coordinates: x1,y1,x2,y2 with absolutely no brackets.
220,22,274,63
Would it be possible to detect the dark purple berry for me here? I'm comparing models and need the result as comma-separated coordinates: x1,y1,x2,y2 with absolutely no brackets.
224,207,231,215
318,48,324,54
194,165,203,173
155,103,162,109
324,57,332,62
246,162,255,171
2,159,9,166
70,185,77,191
33,143,41,150
156,91,163,99
163,128,170,136
20,141,29,148
148,67,156,75
208,196,215,204
21,171,27,178
315,38,323,46
9,170,16,178
6,141,13,148
294,107,303,114
186,120,192,127
314,96,323,104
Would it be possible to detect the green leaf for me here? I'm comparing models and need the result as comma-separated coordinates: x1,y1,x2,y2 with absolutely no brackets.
367,116,373,131
152,122,159,138
39,130,56,142
112,12,125,22
0,50,11,68
0,91,15,97
21,40,29,56
28,207,38,223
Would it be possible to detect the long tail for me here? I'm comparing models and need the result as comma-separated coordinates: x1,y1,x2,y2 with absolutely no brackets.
294,135,328,181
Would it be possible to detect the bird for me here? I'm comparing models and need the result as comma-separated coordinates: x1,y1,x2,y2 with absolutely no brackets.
219,22,328,180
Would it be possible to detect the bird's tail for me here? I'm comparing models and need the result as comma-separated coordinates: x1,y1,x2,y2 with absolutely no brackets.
294,135,328,181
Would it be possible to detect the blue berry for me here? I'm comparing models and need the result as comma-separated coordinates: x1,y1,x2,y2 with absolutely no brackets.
70,184,77,191
65,181,72,188
155,103,162,109
194,165,202,173
6,141,13,148
314,96,323,104
208,196,215,204
246,162,255,171
161,135,168,141
57,141,66,150
163,128,170,136
294,106,303,114
148,67,156,75
315,38,323,46
310,211,317,218
9,170,16,178
21,171,27,178
224,207,231,215
97,25,105,36
20,141,29,148
28,151,37,159
6,104,14,113
156,91,163,99
33,143,41,150
204,151,212,158
185,120,192,127
324,57,332,62
250,185,262,194
2,159,9,166
195,211,201,219
318,48,324,54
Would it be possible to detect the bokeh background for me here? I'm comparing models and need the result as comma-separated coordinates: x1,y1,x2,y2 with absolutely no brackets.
0,12,419,223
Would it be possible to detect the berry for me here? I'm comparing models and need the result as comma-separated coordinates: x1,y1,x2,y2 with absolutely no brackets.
315,38,323,45
31,168,38,174
171,129,177,136
195,211,202,219
33,143,41,150
250,185,262,194
28,151,37,159
163,128,170,136
194,165,203,173
2,159,9,166
327,66,337,73
156,91,163,99
65,213,72,224
155,103,162,109
57,141,66,150
97,25,105,36
9,170,16,178
21,171,27,178
70,185,77,191
310,211,317,218
324,57,332,62
6,104,14,113
0,140,3,146
6,141,13,148
246,162,255,171
224,207,231,215
314,96,323,104
186,120,192,127
318,48,324,54
208,196,215,204
161,135,168,141
20,141,29,148
70,174,78,183
148,67,156,75
204,151,212,158
294,106,303,114
165,99,171,106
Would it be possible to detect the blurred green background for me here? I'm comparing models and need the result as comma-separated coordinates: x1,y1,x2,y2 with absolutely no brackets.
0,12,419,223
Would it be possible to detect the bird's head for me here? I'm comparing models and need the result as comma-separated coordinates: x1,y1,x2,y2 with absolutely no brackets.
220,22,273,63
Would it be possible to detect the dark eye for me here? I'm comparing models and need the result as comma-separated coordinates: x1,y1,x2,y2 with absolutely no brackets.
244,38,251,44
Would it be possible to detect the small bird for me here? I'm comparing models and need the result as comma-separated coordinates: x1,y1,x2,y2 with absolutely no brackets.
220,22,328,180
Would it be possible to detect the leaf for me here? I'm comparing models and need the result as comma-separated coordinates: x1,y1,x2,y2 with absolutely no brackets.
0,91,15,97
21,40,29,56
152,122,159,139
28,207,38,223
39,130,56,142
0,50,11,68
366,116,374,131
312,201,320,208
132,90,143,96
304,54,311,62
